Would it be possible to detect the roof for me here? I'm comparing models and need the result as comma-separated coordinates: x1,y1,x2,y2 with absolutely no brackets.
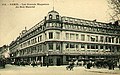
48,10,59,14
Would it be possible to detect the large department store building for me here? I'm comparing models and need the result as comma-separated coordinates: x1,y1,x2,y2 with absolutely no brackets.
9,10,120,66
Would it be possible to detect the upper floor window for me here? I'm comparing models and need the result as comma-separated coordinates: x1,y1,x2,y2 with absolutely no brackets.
87,44,90,49
76,34,79,40
56,15,59,19
56,43,60,50
91,45,96,49
111,37,114,43
49,14,52,19
87,35,90,41
45,33,47,40
116,37,118,43
100,36,104,42
56,32,60,39
70,43,75,48
66,43,69,49
49,32,53,39
28,40,30,45
100,45,103,49
96,36,98,42
35,38,37,43
81,44,85,48
81,34,85,41
66,33,69,40
38,36,40,42
70,33,75,40
40,35,42,41
48,43,53,50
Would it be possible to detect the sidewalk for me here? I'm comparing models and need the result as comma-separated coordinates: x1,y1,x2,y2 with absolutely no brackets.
85,67,120,74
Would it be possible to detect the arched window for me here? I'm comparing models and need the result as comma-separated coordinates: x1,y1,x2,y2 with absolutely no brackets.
56,15,59,19
49,14,52,19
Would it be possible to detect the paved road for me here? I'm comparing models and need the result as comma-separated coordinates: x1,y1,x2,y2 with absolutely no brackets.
0,64,120,75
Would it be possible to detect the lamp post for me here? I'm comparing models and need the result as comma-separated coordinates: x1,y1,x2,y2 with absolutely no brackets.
46,53,49,67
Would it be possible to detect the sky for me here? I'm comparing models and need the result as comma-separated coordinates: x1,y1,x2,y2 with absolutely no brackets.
0,0,110,47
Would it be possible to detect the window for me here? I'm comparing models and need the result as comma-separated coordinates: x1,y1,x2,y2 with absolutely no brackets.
105,37,108,42
76,44,79,48
96,36,98,42
87,44,90,49
39,44,42,51
40,35,42,41
96,45,98,49
70,43,75,48
81,44,85,48
81,34,85,41
56,43,60,50
45,33,47,40
76,34,79,40
70,33,75,40
56,15,59,19
108,37,111,43
28,40,30,45
66,33,69,39
87,35,90,41
49,32,53,39
100,36,104,42
100,45,103,49
49,14,52,19
111,37,114,43
38,36,40,42
105,46,109,49
35,38,37,43
49,23,52,27
116,37,118,43
91,45,95,49
56,32,60,39
91,36,95,42
66,43,69,48
48,43,53,50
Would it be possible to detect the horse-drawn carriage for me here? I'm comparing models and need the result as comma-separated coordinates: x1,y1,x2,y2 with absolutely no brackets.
66,61,74,70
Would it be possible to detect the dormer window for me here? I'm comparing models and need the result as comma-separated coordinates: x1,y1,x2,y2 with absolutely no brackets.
56,15,59,19
49,14,52,19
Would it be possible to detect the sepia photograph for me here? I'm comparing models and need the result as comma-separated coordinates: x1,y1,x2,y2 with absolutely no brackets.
0,0,120,75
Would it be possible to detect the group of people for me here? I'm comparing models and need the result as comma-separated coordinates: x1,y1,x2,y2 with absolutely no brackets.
11,60,43,67
66,59,120,70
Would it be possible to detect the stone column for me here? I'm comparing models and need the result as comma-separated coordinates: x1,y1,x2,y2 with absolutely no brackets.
79,44,81,51
41,56,43,63
103,45,105,51
53,56,57,65
98,45,100,51
29,58,31,62
36,57,38,61
85,44,87,51
54,43,56,52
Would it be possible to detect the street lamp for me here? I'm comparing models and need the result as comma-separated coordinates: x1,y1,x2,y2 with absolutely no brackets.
46,53,49,67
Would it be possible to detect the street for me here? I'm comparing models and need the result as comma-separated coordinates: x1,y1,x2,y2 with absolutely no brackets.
0,64,120,75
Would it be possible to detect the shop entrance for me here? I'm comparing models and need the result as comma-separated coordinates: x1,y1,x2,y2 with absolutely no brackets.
56,56,63,66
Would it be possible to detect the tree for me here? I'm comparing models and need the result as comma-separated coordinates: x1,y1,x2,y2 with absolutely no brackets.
108,0,120,22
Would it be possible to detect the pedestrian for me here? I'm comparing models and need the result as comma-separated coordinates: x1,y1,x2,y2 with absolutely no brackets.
40,61,43,67
46,62,49,67
87,62,91,69
118,64,120,70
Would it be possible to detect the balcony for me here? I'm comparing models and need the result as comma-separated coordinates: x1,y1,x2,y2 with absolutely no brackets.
64,51,120,56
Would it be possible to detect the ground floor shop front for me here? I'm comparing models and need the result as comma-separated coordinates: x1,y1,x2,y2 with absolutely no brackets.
9,54,120,67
